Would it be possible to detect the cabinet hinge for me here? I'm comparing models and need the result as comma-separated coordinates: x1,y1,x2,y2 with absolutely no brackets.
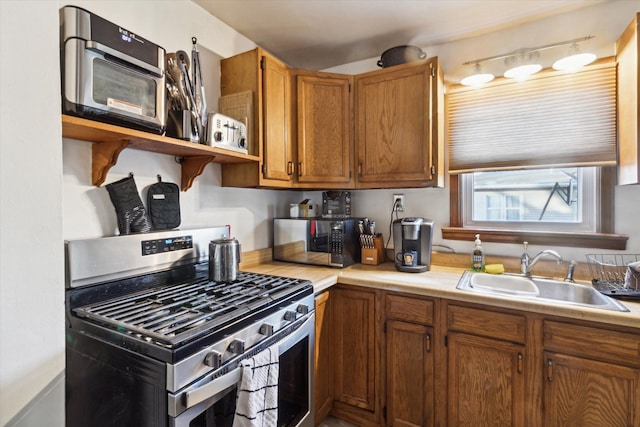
444,335,448,347
430,64,436,77
430,165,436,175
260,57,266,70
261,164,267,175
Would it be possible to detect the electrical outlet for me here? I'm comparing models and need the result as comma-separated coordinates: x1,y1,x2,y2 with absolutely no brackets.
393,194,405,212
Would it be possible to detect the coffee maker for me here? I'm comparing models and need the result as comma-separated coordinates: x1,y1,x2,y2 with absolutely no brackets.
393,217,434,273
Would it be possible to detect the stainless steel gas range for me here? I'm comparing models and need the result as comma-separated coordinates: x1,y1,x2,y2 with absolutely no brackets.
65,227,315,427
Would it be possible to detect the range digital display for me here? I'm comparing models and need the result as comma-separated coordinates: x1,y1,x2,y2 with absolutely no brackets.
142,235,193,256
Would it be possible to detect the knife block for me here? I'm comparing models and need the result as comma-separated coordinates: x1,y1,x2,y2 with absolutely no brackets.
361,234,385,265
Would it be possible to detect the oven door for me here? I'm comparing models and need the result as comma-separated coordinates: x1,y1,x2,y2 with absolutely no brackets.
171,313,315,427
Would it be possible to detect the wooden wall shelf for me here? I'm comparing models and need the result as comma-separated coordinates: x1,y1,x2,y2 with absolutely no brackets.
61,115,260,191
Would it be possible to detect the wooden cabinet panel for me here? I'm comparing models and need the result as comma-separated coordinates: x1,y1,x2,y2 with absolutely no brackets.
332,287,377,411
262,55,293,182
543,351,640,427
355,58,443,188
386,320,434,427
447,304,526,343
294,71,353,187
543,320,640,367
385,293,434,325
220,48,293,188
616,13,640,185
447,332,526,427
314,291,333,425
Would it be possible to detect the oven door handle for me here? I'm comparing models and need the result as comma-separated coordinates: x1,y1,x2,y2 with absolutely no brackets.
182,313,314,411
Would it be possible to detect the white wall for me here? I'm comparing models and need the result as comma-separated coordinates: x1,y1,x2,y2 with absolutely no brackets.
1,1,64,425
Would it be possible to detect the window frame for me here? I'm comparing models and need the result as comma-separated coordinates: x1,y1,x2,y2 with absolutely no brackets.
442,167,628,250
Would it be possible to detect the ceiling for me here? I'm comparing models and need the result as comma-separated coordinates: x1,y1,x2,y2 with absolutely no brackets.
192,0,607,70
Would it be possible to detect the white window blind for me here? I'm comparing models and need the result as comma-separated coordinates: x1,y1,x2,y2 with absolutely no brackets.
447,59,617,174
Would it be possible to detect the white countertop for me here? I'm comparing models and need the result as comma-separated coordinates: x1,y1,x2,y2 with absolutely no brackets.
243,261,640,329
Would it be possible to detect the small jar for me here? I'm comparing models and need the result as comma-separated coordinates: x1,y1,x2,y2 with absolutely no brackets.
289,204,299,218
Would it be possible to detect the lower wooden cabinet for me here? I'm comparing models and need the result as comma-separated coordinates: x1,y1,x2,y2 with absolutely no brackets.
386,320,434,427
542,319,640,426
447,332,526,427
317,285,640,427
543,352,640,426
314,291,333,425
330,286,381,426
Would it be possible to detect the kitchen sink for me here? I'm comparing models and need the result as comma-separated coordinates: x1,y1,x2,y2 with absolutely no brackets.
457,271,629,312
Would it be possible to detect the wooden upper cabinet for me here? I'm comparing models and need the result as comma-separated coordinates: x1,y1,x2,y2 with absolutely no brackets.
293,70,354,188
617,13,640,185
220,48,293,188
355,58,444,189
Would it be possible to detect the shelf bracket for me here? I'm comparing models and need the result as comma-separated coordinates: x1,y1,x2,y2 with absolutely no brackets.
181,155,216,191
92,139,129,186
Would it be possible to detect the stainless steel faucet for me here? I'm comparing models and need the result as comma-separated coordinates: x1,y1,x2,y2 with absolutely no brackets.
520,241,563,275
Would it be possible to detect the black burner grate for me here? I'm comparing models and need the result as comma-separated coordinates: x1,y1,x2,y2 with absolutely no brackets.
73,272,309,346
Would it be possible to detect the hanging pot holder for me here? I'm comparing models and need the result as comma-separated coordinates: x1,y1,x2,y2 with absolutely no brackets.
147,175,181,230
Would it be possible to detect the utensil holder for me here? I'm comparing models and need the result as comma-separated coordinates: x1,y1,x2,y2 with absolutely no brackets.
361,234,385,265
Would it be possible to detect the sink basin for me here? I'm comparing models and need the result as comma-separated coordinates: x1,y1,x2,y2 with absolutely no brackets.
469,273,539,296
457,271,629,312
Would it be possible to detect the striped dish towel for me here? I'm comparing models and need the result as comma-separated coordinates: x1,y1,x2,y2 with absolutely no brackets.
232,346,279,427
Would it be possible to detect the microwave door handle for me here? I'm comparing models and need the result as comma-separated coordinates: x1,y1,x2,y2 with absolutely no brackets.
85,40,164,76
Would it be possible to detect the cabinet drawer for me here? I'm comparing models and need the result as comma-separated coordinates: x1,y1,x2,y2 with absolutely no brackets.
447,305,526,344
386,294,434,325
544,320,640,367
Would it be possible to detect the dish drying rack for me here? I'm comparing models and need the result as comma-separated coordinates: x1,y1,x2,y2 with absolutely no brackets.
587,254,640,300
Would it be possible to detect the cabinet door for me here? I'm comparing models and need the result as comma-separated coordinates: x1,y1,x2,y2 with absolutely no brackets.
295,72,353,187
262,54,293,183
355,59,441,188
386,320,434,427
314,291,333,424
447,332,526,427
544,352,640,427
332,287,377,412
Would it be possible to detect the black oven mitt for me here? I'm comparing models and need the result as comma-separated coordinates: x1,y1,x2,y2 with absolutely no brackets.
105,173,152,235
147,175,181,230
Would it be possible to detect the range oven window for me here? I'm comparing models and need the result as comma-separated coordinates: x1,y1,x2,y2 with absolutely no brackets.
93,58,157,117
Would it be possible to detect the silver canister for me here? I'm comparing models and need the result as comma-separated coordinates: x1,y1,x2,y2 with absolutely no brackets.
209,237,242,282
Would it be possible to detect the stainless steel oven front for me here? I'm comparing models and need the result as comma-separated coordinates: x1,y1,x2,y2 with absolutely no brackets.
170,312,315,427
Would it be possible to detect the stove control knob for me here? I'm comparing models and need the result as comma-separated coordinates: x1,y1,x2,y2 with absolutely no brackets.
204,351,223,369
259,323,274,336
228,339,245,354
284,310,297,321
297,304,310,315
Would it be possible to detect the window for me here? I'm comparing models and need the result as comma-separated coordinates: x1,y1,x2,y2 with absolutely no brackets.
462,167,596,232
443,59,627,249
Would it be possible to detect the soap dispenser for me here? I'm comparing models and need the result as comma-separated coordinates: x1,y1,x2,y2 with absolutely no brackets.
471,234,485,272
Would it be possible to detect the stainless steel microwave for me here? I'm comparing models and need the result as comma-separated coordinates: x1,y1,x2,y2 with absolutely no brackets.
273,218,361,268
60,6,166,134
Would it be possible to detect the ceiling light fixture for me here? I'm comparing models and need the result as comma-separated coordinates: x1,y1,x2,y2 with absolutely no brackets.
460,63,495,87
552,43,596,72
461,36,595,86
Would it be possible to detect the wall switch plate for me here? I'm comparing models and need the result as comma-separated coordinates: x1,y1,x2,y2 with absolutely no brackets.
393,194,405,212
